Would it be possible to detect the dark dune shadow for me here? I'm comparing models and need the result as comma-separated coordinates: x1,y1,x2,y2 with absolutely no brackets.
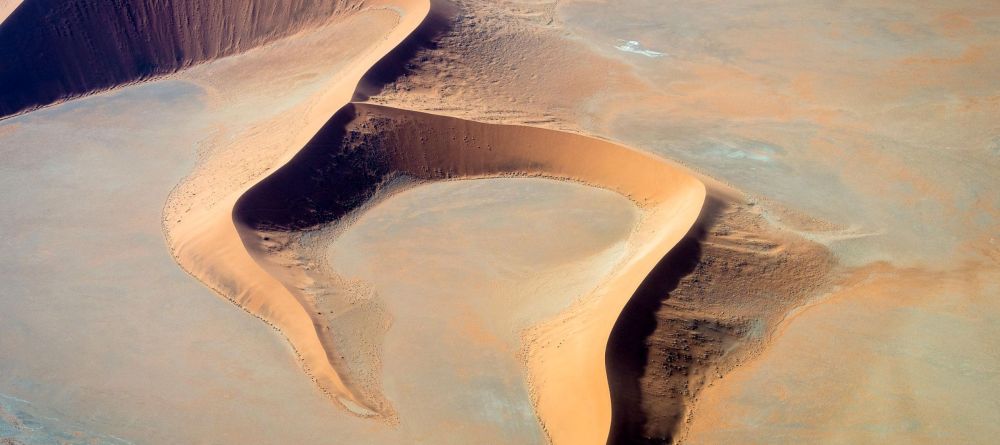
352,0,455,101
233,104,389,231
237,0,457,230
234,93,714,437
0,0,363,119
606,196,728,445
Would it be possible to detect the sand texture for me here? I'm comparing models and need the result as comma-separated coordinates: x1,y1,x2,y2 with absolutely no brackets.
163,0,433,418
157,1,711,440
1,0,998,444
231,101,704,441
0,0,368,117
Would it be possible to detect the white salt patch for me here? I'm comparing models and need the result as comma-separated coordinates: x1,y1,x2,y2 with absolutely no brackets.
615,40,666,58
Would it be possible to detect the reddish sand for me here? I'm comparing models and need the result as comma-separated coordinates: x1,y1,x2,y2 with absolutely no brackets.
3,0,996,444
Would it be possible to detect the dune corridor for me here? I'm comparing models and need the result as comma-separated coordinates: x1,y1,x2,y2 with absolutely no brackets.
228,102,706,442
2,0,997,444
137,0,711,439
322,177,639,442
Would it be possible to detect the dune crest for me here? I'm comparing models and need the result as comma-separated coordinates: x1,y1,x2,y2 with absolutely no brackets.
155,0,705,441
232,102,705,440
163,0,432,417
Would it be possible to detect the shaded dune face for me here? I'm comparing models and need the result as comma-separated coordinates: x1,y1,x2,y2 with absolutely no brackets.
606,195,836,444
0,0,364,117
236,102,702,230
232,102,706,443
0,0,834,442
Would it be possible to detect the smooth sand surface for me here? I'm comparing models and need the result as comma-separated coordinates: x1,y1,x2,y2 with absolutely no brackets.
229,102,705,443
0,81,368,444
556,0,1000,265
327,177,638,442
685,264,1000,444
4,0,997,443
164,0,430,416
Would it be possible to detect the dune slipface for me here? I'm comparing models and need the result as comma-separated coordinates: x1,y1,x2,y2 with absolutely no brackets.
231,102,705,441
11,0,987,444
0,0,834,442
0,0,368,117
149,0,706,439
163,0,433,418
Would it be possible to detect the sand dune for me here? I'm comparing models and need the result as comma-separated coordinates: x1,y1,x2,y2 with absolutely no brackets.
214,93,832,442
147,0,816,441
11,0,983,443
0,0,843,442
164,0,432,417
0,0,371,117
231,101,704,441
146,0,714,440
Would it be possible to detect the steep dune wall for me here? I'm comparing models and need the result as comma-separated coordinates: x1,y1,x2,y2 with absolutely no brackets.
236,103,703,230
1,0,832,442
162,0,435,419
232,102,706,444
0,0,365,117
605,194,836,444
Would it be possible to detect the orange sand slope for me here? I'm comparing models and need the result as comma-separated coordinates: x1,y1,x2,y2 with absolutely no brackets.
152,0,709,441
3,0,997,444
166,0,433,417
0,0,851,442
232,102,705,443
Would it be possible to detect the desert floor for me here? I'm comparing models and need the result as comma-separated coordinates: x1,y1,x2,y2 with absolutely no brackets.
0,1,998,444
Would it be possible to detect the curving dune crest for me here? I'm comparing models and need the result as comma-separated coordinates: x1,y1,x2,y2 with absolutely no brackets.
156,0,707,442
163,0,433,418
4,0,704,441
232,102,705,442
5,0,990,443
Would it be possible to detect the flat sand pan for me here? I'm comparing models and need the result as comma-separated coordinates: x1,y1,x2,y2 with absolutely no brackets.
232,102,706,443
326,177,639,441
685,264,1000,444
0,80,369,445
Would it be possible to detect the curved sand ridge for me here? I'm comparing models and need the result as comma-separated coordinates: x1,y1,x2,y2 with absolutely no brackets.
165,0,433,417
159,0,704,442
233,102,705,442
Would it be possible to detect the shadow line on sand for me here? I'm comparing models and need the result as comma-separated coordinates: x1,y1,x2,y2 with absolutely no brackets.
606,196,728,444
231,100,706,444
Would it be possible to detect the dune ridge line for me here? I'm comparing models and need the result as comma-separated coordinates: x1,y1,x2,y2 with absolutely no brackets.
160,0,706,443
